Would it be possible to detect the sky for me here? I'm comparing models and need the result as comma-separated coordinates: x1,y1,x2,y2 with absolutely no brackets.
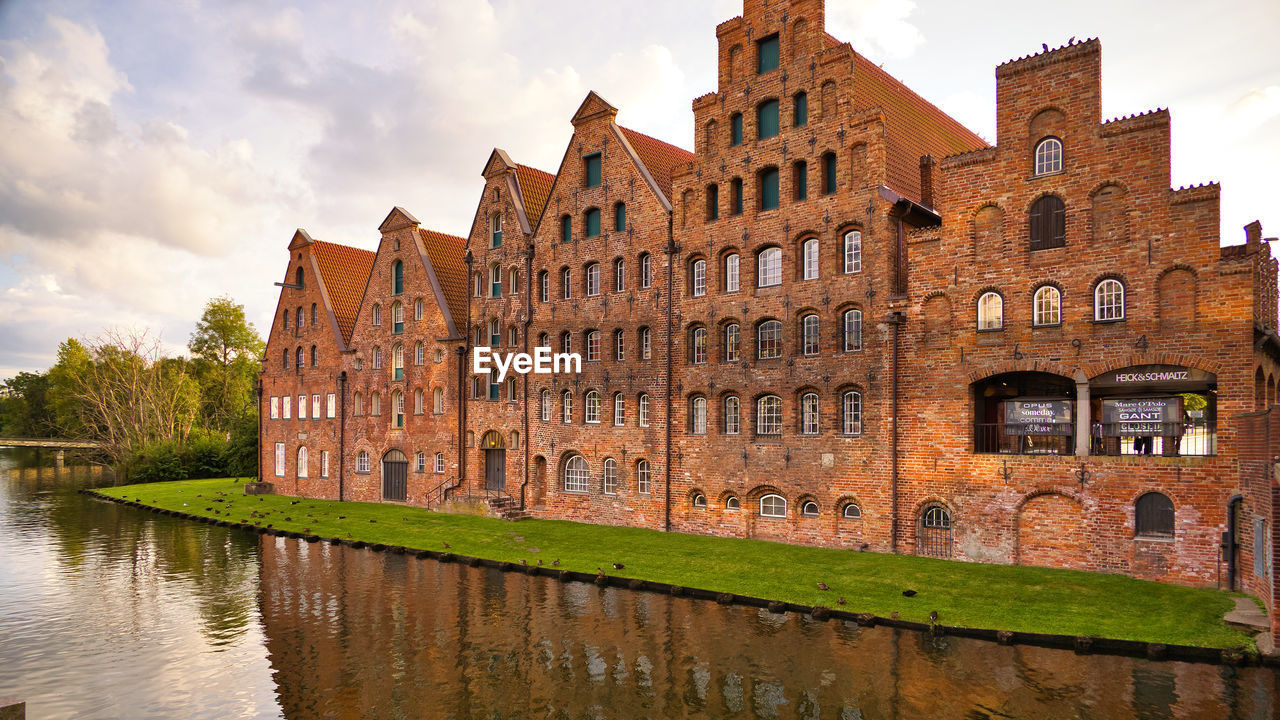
0,0,1276,379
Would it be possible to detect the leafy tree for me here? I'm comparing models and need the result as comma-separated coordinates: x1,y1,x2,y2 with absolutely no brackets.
0,371,53,437
189,296,264,432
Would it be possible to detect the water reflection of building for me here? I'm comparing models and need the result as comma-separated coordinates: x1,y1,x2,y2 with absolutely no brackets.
257,538,1275,719
256,0,1280,644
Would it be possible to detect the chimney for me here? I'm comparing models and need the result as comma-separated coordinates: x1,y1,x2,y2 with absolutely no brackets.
919,155,935,209
1245,220,1262,245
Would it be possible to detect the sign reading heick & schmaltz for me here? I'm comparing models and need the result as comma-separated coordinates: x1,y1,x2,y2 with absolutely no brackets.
1101,398,1183,436
1004,400,1073,435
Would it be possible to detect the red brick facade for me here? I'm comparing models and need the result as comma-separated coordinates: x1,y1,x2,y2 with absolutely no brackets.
259,0,1280,632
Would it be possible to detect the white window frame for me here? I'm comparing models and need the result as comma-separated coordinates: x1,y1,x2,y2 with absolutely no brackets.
978,292,1003,331
640,253,652,289
585,390,601,424
843,230,862,274
690,396,707,434
321,450,330,478
725,323,740,362
327,393,336,418
311,394,321,419
564,455,589,493
562,391,573,424
283,395,292,420
603,458,618,495
843,390,863,435
757,320,782,359
725,253,740,292
802,314,819,356
586,263,601,297
639,393,650,427
274,442,285,477
298,394,306,420
802,239,819,280
843,309,863,352
1033,286,1062,327
636,459,651,494
613,393,625,426
757,247,782,287
760,494,786,518
757,395,782,435
1094,279,1125,322
435,453,445,474
540,389,551,421
1034,137,1063,176
692,327,707,364
357,451,370,473
692,259,707,297
270,396,280,419
801,392,819,435
724,396,740,435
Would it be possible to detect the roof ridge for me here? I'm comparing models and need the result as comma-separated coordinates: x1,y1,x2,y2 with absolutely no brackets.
618,125,695,160
853,51,987,148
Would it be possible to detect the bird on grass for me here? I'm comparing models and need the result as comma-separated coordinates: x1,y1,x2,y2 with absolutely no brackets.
290,500,300,505
442,542,451,549
520,559,528,566
612,563,625,570
596,568,606,578
817,582,830,591
537,560,543,566
929,610,938,623
902,590,917,598
890,611,899,620
837,597,846,605
551,559,560,567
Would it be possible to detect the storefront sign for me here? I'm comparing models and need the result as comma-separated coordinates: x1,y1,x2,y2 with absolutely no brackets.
1102,397,1183,436
1092,365,1214,390
1004,400,1073,435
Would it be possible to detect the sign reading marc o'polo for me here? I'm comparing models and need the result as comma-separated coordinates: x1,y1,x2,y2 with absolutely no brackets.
1102,398,1183,436
1004,400,1073,435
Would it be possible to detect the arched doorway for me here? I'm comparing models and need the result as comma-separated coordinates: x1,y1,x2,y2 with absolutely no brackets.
382,450,408,501
481,431,506,493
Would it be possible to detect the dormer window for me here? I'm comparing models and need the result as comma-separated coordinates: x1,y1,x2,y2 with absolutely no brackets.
1034,137,1063,175
757,34,779,74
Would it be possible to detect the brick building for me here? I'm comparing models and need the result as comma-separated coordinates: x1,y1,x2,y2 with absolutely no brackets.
260,0,1280,636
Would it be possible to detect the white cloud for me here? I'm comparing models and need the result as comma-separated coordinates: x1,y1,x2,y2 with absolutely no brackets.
826,0,925,61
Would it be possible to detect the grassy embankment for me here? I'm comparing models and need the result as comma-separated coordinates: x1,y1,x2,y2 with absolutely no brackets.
96,477,1254,650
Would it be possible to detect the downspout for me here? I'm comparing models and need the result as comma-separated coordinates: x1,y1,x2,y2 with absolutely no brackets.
664,214,676,532
519,242,534,509
338,370,346,501
457,250,475,502
887,200,910,553
256,377,264,483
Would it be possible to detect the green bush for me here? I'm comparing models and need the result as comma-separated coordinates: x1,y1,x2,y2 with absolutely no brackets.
125,441,187,484
184,432,228,479
222,414,258,478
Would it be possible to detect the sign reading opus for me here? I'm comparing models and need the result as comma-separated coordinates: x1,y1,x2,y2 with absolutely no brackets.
1102,397,1184,437
1004,400,1073,435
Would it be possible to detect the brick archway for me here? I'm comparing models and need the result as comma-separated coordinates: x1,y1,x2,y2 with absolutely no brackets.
1015,491,1088,570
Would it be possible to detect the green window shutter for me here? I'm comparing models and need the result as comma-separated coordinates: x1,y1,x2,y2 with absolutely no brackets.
393,261,403,295
761,168,779,211
731,114,743,146
584,154,602,187
708,186,719,220
492,229,502,248
614,204,626,232
758,35,779,74
586,209,601,238
757,100,779,140
824,154,837,194
562,215,572,243
794,93,808,127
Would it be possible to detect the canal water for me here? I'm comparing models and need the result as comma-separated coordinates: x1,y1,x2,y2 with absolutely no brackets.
0,449,1276,719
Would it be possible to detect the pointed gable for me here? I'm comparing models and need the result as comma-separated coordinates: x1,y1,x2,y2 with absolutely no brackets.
572,91,618,126
311,240,375,344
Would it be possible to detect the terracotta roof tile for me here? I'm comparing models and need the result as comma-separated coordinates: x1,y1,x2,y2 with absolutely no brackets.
514,164,555,227
850,52,988,204
418,228,468,329
619,126,696,203
311,240,375,344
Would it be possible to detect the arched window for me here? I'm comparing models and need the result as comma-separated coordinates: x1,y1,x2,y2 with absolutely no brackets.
353,392,364,416
561,214,572,243
726,496,741,510
357,450,370,473
724,323,740,362
843,230,862,274
370,391,381,416
392,301,404,334
724,395,741,434
490,211,503,248
585,329,600,361
730,112,744,146
310,303,317,325
489,264,502,298
603,459,619,495
613,392,626,425
636,459,651,494
800,500,819,517
296,307,303,330
414,388,424,415
585,208,601,238
563,455,589,493
918,504,953,557
843,309,863,352
639,252,652,289
613,258,625,292
435,452,445,473
297,446,308,478
433,387,444,414
691,326,708,364
1033,286,1061,327
614,202,626,232
757,99,779,140
842,390,863,435
614,329,626,361
295,267,305,288
414,298,423,321
639,327,652,360
802,238,819,279
801,314,819,356
538,271,549,303
690,396,707,434
977,292,1003,331
585,262,600,296
283,348,290,369
585,390,601,423
392,344,404,380
310,345,318,366
1034,137,1063,175
559,331,572,355
473,272,483,297
392,260,404,295
1095,279,1125,321
506,377,517,401
372,304,382,326
1029,195,1066,250
1135,492,1175,537
509,267,519,294
282,310,289,330
691,259,707,297
415,341,424,365
540,389,551,421
757,320,782,359
842,503,862,519
561,267,572,299
693,493,708,509
295,347,304,369
757,247,782,287
756,395,782,435
793,91,808,127
562,390,573,424
724,252,740,291
639,393,651,427
799,392,820,435
760,494,786,518
415,451,426,473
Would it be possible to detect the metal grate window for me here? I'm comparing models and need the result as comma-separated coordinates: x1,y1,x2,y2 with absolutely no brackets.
918,505,953,557
1135,493,1175,537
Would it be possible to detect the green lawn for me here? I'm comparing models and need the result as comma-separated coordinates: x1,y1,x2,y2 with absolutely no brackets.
96,477,1255,650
